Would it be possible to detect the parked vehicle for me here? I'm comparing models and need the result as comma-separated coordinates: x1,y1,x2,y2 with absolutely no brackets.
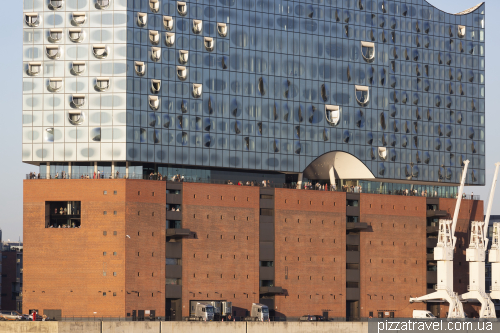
299,314,316,321
0,311,22,321
221,301,232,320
413,310,437,319
250,303,269,321
192,302,215,321
21,313,43,321
313,315,326,321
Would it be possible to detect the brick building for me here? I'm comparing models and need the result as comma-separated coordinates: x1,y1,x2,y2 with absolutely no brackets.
0,242,23,312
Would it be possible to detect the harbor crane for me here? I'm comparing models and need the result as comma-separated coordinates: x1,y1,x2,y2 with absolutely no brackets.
409,160,469,318
460,162,499,318
488,163,500,304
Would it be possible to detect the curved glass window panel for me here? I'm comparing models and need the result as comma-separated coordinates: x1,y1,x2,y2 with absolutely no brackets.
135,61,145,76
325,105,340,126
151,47,161,62
457,112,462,124
192,84,202,98
368,147,376,160
343,130,350,143
44,128,54,142
72,12,86,26
179,50,189,64
389,134,396,146
151,80,161,94
217,23,228,37
177,2,187,16
258,77,267,96
379,112,387,130
294,141,301,154
361,41,375,62
68,28,85,43
163,114,171,128
46,45,61,59
321,84,329,102
140,129,147,143
91,128,101,142
48,29,63,43
92,44,108,59
49,0,63,10
468,127,475,139
149,0,160,13
367,132,373,145
149,30,160,45
204,37,214,52
25,13,40,27
193,20,203,34
71,95,85,109
205,134,213,148
458,25,466,39
165,33,175,47
137,13,147,27
94,77,110,92
148,113,156,127
445,139,453,152
27,62,41,76
71,61,86,76
378,147,387,160
48,78,63,92
401,135,408,148
96,0,110,10
355,86,369,106
164,16,174,31
322,129,329,141
435,138,441,151
68,110,84,125
176,66,187,81
180,100,188,113
434,95,441,108
149,96,160,110
357,0,365,10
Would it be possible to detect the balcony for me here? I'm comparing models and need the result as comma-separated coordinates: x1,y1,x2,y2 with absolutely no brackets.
426,210,448,218
166,193,182,204
346,288,360,300
165,242,182,258
426,226,439,234
346,222,368,231
346,269,360,282
166,228,191,238
346,206,360,216
166,211,182,220
259,286,283,295
427,271,437,284
165,284,182,298
346,251,360,264
427,238,438,248
259,266,275,280
166,265,182,279
259,199,274,209
426,253,434,261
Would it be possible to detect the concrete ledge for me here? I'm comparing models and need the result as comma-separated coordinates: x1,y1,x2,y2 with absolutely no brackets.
103,321,159,333
162,321,246,333
0,322,59,333
59,322,101,333
247,322,369,333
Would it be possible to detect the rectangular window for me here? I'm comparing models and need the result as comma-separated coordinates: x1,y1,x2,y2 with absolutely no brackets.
346,245,359,251
103,252,107,256
114,211,117,215
260,194,273,199
103,211,107,215
259,261,274,267
103,292,106,296
113,252,117,256
113,272,117,276
114,191,117,195
113,231,117,235
103,191,107,195
346,263,359,269
346,282,359,288
45,201,81,228
260,208,274,216
113,292,117,296
103,231,107,236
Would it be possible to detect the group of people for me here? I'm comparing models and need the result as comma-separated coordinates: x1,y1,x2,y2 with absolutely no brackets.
28,172,41,179
48,224,80,228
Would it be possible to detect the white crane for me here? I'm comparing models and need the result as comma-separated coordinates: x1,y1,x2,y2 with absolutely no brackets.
460,162,499,318
488,163,500,303
409,160,469,318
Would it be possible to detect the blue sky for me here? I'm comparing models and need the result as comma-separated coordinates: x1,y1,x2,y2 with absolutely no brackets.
0,0,497,242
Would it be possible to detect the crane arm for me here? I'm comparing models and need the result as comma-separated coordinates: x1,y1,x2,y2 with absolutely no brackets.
451,160,470,243
483,162,500,248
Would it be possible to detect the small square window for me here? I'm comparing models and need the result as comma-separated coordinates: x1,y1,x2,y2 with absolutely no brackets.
103,252,107,256
103,272,107,276
103,191,107,195
103,231,107,236
103,211,107,215
152,192,155,196
114,211,117,215
113,292,117,296
103,292,106,296
138,191,141,195
113,231,117,236
113,252,117,256
113,191,117,195
113,272,117,276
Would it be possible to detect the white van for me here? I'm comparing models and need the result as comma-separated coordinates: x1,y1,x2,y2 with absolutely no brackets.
413,310,436,319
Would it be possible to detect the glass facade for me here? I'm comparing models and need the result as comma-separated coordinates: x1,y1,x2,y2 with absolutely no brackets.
22,0,486,186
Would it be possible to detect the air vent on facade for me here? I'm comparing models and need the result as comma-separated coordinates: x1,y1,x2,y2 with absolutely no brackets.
95,77,110,92
179,50,189,64
27,62,41,76
68,110,84,125
68,28,85,43
217,23,228,37
137,12,147,27
149,0,160,13
204,37,214,52
25,13,40,27
151,47,161,62
149,96,160,110
149,30,159,45
177,66,187,81
325,105,340,126
193,84,202,98
71,95,86,109
46,45,61,59
163,16,173,31
135,61,145,76
48,78,63,92
48,29,63,43
193,20,203,34
49,0,64,10
355,85,369,106
72,12,86,25
177,2,187,16
71,61,86,75
92,44,108,59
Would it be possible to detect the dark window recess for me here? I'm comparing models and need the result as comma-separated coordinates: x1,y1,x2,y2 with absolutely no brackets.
260,194,274,199
346,245,359,251
427,283,435,289
167,189,181,194
390,312,395,318
346,200,359,207
45,201,81,228
167,220,182,229
427,204,438,210
347,216,359,222
260,261,274,267
346,282,359,288
346,263,360,269
260,280,274,287
369,312,374,317
166,258,180,265
260,208,274,216
378,312,384,318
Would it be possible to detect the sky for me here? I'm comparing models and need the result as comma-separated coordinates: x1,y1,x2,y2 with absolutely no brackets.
0,0,497,242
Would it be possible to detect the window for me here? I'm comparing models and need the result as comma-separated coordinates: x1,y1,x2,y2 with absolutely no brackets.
149,30,159,45
113,252,117,256
95,77,110,92
92,44,108,59
260,261,274,267
151,47,161,62
68,110,84,125
68,28,84,43
113,191,117,195
113,211,117,215
135,61,145,76
151,80,161,94
45,45,61,59
113,292,117,296
113,231,117,236
149,96,160,110
166,32,175,47
103,231,107,236
113,272,117,276
217,23,228,37
47,78,63,92
149,0,160,13
163,16,174,31
27,62,41,76
71,61,86,76
177,66,187,80
192,84,202,98
71,95,85,108
378,147,387,160
137,12,148,27
48,29,63,43
91,128,101,141
103,292,106,296
179,50,189,64
193,20,203,34
204,37,214,52
25,13,40,27
325,105,340,126
361,41,375,62
177,2,187,16
72,12,87,26
45,128,54,142
458,25,466,38
355,85,370,106
346,282,359,288
103,252,107,256
49,0,64,10
260,208,273,216
103,211,107,215
96,0,110,10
